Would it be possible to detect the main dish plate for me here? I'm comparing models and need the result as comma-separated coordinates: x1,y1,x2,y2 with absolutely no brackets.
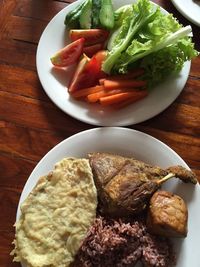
171,0,200,27
17,127,199,267
36,0,191,127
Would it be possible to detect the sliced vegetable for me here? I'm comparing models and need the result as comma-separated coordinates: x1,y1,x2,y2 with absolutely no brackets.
92,0,101,28
64,1,85,28
83,43,104,57
68,54,90,92
87,90,107,102
92,50,107,76
79,0,92,29
69,29,109,45
99,91,145,105
50,38,85,67
113,90,148,109
103,79,147,89
87,88,133,102
71,85,104,98
68,50,107,92
99,0,115,29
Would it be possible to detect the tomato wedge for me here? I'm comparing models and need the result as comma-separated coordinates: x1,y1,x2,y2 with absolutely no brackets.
68,54,90,92
68,50,107,92
92,50,108,79
51,38,85,67
83,43,104,57
69,29,109,46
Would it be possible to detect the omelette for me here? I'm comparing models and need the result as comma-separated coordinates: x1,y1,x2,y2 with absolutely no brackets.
12,158,97,267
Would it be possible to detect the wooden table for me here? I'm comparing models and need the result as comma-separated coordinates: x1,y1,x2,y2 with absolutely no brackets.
0,0,199,266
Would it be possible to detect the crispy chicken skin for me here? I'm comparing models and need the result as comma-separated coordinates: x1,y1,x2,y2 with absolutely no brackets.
88,153,197,217
166,165,197,184
88,153,127,188
147,191,188,238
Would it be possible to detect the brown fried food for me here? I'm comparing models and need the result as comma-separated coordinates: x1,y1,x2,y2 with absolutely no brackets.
166,165,197,184
104,162,162,215
89,153,170,216
89,153,197,217
147,191,188,238
88,153,127,188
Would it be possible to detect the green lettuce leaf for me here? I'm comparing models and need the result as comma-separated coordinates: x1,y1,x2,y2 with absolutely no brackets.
141,38,198,87
102,0,157,73
103,0,198,83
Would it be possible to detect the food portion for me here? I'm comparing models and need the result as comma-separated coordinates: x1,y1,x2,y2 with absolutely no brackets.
89,152,197,216
12,158,97,267
50,0,198,109
12,152,198,267
73,216,175,267
147,191,188,238
102,0,197,78
166,165,197,184
64,0,115,30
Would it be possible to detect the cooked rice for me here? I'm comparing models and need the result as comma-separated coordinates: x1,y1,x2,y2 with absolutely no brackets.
73,216,176,267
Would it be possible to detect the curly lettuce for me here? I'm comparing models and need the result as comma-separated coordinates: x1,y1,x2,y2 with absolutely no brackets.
102,0,198,86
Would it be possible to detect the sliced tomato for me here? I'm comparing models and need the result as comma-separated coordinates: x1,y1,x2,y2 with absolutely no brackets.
68,50,108,92
92,50,108,79
68,54,90,92
51,38,85,67
69,29,109,46
83,43,104,57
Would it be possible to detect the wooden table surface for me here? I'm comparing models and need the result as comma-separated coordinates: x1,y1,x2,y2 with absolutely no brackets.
0,0,199,266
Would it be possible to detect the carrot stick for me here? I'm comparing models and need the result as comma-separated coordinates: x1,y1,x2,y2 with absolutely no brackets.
100,91,146,106
104,79,147,90
87,90,107,102
71,85,104,98
112,90,148,109
87,89,132,103
109,68,144,80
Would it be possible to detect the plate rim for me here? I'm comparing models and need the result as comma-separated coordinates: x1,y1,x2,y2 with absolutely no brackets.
171,0,200,27
36,0,191,126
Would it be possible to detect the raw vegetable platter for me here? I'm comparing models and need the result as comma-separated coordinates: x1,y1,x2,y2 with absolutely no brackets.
36,0,195,126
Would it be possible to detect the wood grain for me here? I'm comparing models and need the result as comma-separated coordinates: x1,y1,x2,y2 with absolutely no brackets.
0,0,199,266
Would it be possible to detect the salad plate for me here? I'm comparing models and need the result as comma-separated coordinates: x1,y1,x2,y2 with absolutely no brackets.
36,0,191,126
171,0,200,27
16,127,200,267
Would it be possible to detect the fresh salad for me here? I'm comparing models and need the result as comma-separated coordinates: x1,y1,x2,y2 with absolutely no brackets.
50,0,198,109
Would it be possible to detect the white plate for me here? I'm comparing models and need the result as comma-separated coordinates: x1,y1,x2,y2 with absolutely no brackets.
16,127,200,267
171,0,200,27
36,0,191,126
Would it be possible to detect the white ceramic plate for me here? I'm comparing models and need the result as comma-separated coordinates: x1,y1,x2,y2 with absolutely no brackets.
171,0,200,27
16,127,199,267
36,0,191,126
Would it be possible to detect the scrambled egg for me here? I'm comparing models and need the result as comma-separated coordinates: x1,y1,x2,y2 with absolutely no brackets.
12,158,97,267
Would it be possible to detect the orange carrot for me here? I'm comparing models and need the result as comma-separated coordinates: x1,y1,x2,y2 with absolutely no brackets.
71,85,104,98
87,90,107,102
103,79,147,90
99,91,145,106
87,89,133,103
112,90,148,109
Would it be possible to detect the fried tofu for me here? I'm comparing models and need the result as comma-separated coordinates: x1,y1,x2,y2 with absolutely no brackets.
147,191,188,238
